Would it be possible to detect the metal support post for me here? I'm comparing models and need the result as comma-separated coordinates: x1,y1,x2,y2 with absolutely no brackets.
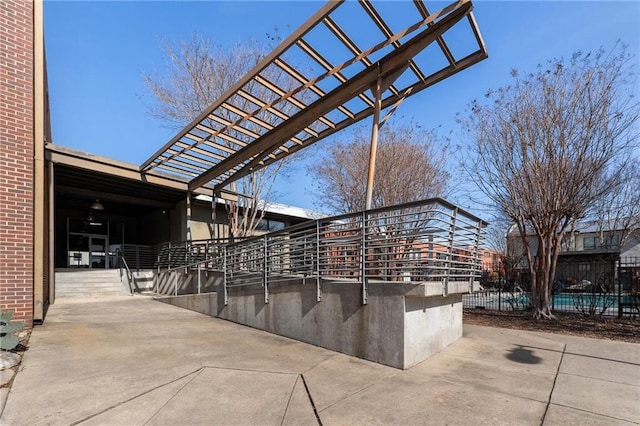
361,211,368,305
205,240,209,276
223,246,228,306
365,74,382,211
197,263,201,294
443,207,458,297
470,219,482,292
264,235,269,304
184,240,188,274
185,192,191,273
316,220,322,302
174,272,178,296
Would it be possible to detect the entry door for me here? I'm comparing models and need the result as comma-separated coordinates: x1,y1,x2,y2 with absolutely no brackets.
90,237,107,269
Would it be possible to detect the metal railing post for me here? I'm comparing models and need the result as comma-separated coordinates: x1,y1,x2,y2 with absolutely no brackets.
223,245,228,306
361,210,368,305
617,257,622,319
184,240,189,273
205,240,209,276
174,271,178,296
316,220,321,302
470,219,482,292
264,235,269,304
443,207,457,297
197,263,201,294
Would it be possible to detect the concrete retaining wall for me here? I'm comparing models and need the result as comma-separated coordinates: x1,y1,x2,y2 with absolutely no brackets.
157,273,472,369
154,270,223,295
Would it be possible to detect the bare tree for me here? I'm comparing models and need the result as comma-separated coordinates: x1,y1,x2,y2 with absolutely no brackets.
484,218,526,290
591,159,640,249
462,44,639,319
309,121,450,214
144,33,298,240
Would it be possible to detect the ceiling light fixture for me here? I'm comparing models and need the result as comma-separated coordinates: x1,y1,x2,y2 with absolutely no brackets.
90,199,104,210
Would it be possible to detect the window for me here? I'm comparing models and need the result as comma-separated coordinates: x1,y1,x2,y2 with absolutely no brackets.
583,237,596,250
582,234,620,250
255,218,286,232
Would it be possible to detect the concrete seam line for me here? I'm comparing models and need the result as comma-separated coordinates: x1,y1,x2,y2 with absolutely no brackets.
280,375,301,426
540,343,566,426
143,368,205,426
69,367,205,426
300,373,323,426
302,354,340,375
201,364,299,376
312,372,397,414
558,371,640,386
562,352,640,367
547,402,640,424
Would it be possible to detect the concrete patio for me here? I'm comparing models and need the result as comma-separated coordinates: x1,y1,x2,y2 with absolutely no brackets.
1,295,638,425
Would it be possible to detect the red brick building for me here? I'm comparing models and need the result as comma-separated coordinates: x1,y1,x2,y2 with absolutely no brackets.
0,1,50,328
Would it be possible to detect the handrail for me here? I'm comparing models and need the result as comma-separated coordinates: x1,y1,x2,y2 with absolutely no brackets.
115,248,135,295
158,258,225,275
155,257,226,296
152,198,486,301
155,238,236,273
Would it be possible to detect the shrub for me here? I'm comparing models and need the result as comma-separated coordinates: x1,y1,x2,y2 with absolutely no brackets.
0,309,24,351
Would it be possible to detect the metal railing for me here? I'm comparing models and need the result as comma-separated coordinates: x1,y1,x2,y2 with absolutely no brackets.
114,248,134,295
156,238,232,272
224,198,485,304
156,258,225,296
153,199,486,303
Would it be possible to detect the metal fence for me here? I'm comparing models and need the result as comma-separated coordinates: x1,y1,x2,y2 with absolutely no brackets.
156,198,486,305
464,256,640,318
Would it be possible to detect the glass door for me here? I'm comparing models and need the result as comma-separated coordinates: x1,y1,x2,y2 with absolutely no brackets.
90,237,107,269
68,234,90,268
68,233,109,268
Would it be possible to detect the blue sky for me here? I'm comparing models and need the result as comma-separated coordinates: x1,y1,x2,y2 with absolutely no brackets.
44,1,639,213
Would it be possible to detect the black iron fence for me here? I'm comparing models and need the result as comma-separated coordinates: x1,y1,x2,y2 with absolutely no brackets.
464,256,640,318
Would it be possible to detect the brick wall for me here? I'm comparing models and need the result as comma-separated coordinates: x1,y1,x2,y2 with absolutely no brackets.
0,0,35,327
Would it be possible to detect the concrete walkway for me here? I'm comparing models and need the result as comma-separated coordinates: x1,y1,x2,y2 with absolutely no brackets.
1,296,638,425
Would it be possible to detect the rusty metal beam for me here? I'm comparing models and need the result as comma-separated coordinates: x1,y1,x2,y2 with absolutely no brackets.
140,0,344,171
189,0,474,192
246,49,487,174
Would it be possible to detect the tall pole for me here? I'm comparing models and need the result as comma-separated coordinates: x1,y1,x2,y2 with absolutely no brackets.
186,192,192,239
365,74,382,211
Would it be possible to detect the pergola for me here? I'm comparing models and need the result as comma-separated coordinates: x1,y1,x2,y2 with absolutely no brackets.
140,0,487,204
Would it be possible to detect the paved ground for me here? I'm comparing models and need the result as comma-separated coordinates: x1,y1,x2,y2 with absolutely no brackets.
1,295,638,425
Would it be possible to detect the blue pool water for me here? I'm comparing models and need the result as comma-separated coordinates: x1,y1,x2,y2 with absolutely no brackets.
553,293,635,306
502,293,633,309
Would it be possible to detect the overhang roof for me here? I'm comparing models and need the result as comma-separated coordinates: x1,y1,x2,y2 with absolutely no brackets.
140,0,487,193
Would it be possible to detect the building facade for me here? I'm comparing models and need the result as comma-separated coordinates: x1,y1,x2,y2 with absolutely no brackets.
0,2,317,328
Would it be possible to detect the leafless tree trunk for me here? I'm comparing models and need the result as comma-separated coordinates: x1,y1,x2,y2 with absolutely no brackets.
487,219,526,288
309,121,450,214
462,44,639,319
143,33,301,239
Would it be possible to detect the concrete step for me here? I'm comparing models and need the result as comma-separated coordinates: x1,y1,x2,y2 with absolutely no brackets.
55,270,129,298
